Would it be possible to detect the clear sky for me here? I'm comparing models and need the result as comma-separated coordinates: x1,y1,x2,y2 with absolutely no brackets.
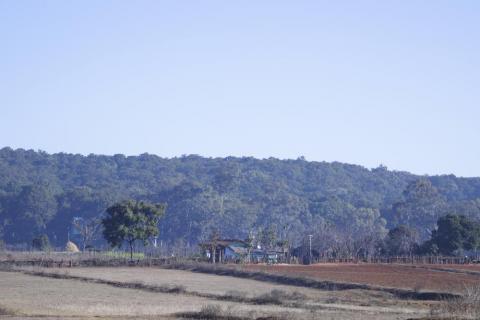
0,1,479,177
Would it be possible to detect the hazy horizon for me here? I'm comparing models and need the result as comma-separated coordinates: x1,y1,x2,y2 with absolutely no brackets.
1,1,479,177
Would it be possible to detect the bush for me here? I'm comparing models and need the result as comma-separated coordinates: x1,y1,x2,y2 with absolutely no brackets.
223,290,248,302
196,305,240,319
199,305,223,318
0,305,16,315
253,289,307,305
432,284,480,318
163,284,186,294
32,234,50,251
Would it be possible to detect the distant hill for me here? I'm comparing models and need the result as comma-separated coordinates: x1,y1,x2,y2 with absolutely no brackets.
1,147,480,247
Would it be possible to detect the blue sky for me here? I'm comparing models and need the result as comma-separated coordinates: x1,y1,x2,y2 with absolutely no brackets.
0,1,479,176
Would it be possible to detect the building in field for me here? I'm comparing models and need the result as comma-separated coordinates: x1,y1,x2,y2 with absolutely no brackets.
199,239,286,264
199,239,249,263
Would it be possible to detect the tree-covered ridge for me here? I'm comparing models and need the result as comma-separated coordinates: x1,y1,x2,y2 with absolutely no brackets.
1,147,480,248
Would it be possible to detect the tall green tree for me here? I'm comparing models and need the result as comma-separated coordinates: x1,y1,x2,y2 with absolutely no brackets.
384,225,419,256
4,184,57,243
47,186,114,245
258,225,277,250
393,179,447,240
102,200,166,260
430,214,480,256
32,234,51,251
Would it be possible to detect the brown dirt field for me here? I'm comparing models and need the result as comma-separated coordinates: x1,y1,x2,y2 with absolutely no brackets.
237,263,480,293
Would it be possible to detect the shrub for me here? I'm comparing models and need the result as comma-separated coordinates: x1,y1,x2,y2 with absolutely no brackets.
432,284,480,318
32,234,50,251
223,290,248,302
0,305,16,315
253,289,307,305
165,284,186,294
199,304,223,318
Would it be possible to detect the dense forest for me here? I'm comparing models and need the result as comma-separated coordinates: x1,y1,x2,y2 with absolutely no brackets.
1,147,480,252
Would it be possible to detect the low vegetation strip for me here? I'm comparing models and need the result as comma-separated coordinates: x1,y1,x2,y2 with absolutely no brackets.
161,262,459,301
176,304,298,320
0,255,174,268
408,264,480,277
0,305,17,316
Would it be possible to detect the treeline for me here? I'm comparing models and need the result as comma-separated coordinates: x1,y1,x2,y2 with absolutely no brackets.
1,147,480,252
305,214,480,263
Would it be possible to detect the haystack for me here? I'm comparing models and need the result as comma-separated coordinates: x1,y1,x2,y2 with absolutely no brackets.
65,241,80,253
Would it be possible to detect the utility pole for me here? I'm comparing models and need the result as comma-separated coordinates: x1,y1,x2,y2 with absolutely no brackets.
308,234,313,264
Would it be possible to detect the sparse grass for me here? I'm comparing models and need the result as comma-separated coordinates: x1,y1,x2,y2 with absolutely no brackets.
0,271,212,317
0,268,431,319
325,297,339,304
223,290,248,301
19,266,434,313
431,284,480,319
195,304,239,319
413,280,427,294
103,250,145,259
12,268,188,295
179,304,306,320
253,289,307,305
18,267,302,307
31,267,324,301
0,305,17,316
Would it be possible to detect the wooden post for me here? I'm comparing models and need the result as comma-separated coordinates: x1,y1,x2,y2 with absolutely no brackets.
211,245,216,264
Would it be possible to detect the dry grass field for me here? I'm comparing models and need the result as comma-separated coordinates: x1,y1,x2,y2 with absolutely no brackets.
0,270,212,317
31,267,431,309
238,263,480,294
0,267,432,319
1,270,318,319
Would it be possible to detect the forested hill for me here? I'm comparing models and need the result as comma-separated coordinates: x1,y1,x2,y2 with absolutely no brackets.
1,147,480,247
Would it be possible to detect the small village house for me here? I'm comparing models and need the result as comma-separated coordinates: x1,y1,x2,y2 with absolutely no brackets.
199,238,286,264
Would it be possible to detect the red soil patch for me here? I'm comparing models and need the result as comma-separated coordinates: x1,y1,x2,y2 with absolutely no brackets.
238,263,480,293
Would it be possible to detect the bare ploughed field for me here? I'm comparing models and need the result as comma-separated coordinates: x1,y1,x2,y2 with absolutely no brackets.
0,267,431,319
238,263,480,293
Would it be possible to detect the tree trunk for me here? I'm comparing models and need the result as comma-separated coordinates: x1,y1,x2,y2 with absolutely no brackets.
219,195,225,216
82,226,88,252
129,241,134,261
